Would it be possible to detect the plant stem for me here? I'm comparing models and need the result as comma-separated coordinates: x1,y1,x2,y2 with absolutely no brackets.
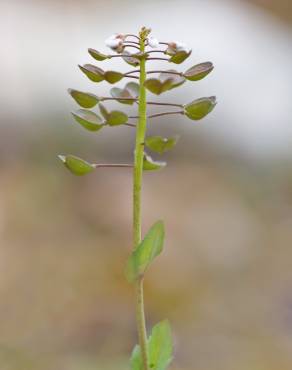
133,34,149,370
146,57,169,61
148,110,184,119
94,163,133,168
129,111,184,119
102,97,183,108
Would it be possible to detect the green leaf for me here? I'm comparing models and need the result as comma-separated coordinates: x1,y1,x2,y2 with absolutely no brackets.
130,320,173,370
148,320,173,370
183,62,214,81
145,136,178,154
122,51,140,66
72,109,104,131
68,89,99,108
168,50,191,64
106,110,128,126
88,48,109,61
104,71,124,84
184,96,217,120
125,221,165,283
130,345,143,370
78,64,104,82
58,155,95,176
143,154,167,171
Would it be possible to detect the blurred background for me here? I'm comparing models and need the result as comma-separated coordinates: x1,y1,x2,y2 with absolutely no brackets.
1,0,292,369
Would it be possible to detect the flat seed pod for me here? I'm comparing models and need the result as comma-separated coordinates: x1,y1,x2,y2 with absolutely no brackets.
184,62,214,81
68,89,99,108
88,48,109,61
122,51,140,66
58,155,95,176
144,78,173,95
145,136,178,154
125,82,140,98
98,103,110,120
104,71,124,84
78,64,104,82
72,109,104,131
110,87,135,105
106,111,128,126
159,70,185,89
143,154,166,171
184,96,217,120
168,50,192,64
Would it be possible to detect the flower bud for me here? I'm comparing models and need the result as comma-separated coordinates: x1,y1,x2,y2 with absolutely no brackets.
105,33,125,52
148,36,159,48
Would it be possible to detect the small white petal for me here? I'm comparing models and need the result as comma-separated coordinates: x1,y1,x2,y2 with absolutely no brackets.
105,38,121,48
148,37,159,48
105,33,125,50
174,41,188,51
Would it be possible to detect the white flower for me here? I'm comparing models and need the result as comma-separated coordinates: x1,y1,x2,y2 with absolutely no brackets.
148,36,159,48
105,33,124,51
173,41,188,52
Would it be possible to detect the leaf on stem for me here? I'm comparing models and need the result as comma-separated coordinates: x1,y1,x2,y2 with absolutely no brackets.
58,155,95,176
183,62,214,81
72,109,104,131
130,320,173,370
125,221,165,283
68,89,100,108
148,320,173,370
143,154,167,171
78,64,105,82
184,96,217,120
145,136,178,154
88,48,109,61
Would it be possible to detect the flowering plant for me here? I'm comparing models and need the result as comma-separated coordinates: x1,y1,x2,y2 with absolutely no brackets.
59,27,216,370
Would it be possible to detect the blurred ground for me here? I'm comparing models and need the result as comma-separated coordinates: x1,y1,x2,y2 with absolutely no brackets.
0,1,292,370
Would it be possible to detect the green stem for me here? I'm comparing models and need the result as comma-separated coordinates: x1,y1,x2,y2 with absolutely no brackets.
133,35,149,370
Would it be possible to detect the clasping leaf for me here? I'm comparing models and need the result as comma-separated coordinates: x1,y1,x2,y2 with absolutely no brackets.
130,320,173,370
125,221,165,283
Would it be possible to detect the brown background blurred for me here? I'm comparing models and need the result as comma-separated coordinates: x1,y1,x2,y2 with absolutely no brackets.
1,1,292,369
